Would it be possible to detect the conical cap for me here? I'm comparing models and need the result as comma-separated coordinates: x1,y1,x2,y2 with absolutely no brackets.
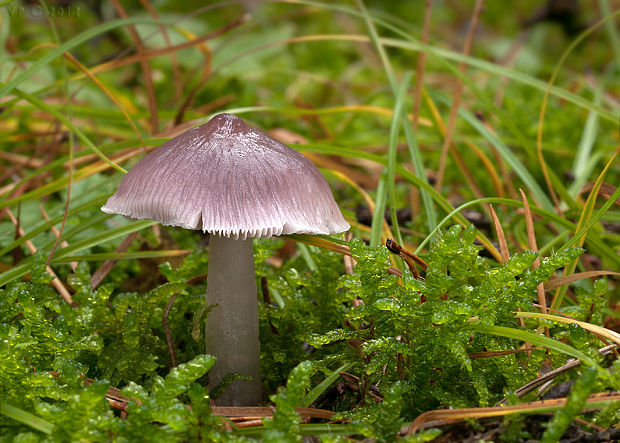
102,114,349,239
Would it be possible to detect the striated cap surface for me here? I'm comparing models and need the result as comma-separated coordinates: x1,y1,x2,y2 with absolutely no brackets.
102,114,349,239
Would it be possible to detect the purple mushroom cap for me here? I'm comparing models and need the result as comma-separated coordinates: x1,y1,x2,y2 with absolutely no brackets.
102,113,349,238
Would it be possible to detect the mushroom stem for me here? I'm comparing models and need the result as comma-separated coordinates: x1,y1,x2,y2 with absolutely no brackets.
205,235,261,406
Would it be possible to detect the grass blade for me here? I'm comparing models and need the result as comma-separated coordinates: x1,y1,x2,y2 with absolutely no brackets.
0,17,160,98
516,312,620,346
302,362,353,407
0,403,54,435
468,323,601,370
386,71,413,246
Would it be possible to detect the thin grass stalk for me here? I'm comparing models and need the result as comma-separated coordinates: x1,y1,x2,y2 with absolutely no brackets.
434,0,484,192
110,0,159,133
551,149,620,309
62,52,144,140
370,171,389,248
356,0,437,233
387,72,414,247
441,94,555,211
44,13,75,268
569,87,603,197
402,109,437,232
139,0,183,102
536,10,620,212
39,205,77,272
327,170,394,241
0,220,157,287
599,0,620,79
0,17,162,98
286,1,615,120
90,232,139,288
468,323,601,369
520,189,549,337
9,25,616,122
423,92,487,205
6,209,73,304
0,198,105,257
408,0,435,231
412,0,433,132
489,205,509,264
6,86,126,173
173,15,249,124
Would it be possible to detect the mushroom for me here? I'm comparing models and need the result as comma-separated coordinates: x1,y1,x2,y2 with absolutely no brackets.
102,113,349,405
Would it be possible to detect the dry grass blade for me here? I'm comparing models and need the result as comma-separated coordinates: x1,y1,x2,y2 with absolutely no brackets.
516,312,620,346
343,232,356,274
543,270,620,292
174,14,251,124
162,292,180,367
39,205,77,272
139,0,183,102
211,406,335,421
434,0,485,191
483,118,518,201
110,0,159,133
90,232,139,288
286,234,351,257
280,105,432,127
496,344,616,405
6,209,73,304
489,204,509,263
423,90,487,206
551,148,619,310
468,348,543,359
328,170,395,243
69,18,244,82
94,380,337,425
465,140,505,199
578,181,620,205
62,52,143,140
520,189,548,327
407,392,620,435
304,152,374,190
491,202,529,334
0,152,44,169
412,0,433,132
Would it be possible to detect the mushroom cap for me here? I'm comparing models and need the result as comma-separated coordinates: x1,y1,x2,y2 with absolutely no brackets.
102,114,350,239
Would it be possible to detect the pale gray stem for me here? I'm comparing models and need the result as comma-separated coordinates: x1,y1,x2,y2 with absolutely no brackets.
205,235,261,406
